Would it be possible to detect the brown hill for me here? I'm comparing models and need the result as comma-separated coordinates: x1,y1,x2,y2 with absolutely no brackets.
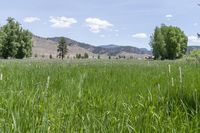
32,35,151,59
32,36,96,58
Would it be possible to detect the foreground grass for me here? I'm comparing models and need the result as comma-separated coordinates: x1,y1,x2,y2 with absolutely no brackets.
0,59,199,132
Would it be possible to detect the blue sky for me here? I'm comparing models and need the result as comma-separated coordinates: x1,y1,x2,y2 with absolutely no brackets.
0,0,200,49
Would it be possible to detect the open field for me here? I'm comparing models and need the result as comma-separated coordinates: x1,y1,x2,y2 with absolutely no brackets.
0,59,199,132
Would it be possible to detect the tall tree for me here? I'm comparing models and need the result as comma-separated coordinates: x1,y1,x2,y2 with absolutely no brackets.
150,25,188,60
1,18,20,58
57,37,68,60
150,27,166,59
0,28,5,57
16,29,32,58
0,17,32,59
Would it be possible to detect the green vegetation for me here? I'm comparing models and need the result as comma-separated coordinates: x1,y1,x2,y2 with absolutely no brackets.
84,53,89,59
0,59,199,132
57,37,68,60
190,49,200,58
186,49,200,64
76,53,81,59
76,53,89,59
0,18,32,59
150,24,188,60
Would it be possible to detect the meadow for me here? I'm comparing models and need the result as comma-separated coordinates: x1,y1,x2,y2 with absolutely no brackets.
0,59,199,132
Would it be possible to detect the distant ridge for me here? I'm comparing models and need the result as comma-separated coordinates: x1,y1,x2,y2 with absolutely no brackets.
47,37,152,56
187,46,200,53
32,35,200,58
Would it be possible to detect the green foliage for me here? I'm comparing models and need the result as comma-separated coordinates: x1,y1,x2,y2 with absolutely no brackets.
186,49,200,63
0,28,5,56
0,17,32,59
84,52,89,59
150,27,166,59
150,24,188,60
190,49,200,57
57,37,68,60
76,53,81,59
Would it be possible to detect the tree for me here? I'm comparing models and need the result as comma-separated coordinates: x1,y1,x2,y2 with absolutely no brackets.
15,29,32,58
84,53,89,59
150,25,188,60
76,53,81,59
49,54,53,59
57,37,68,60
0,28,5,57
150,27,166,59
0,18,32,59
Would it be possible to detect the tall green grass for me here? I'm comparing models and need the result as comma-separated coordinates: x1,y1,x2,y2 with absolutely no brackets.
0,59,199,132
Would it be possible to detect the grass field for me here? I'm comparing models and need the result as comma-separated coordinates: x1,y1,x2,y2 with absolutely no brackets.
0,59,199,132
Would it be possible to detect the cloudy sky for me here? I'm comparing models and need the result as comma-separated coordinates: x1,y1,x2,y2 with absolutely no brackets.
0,0,200,49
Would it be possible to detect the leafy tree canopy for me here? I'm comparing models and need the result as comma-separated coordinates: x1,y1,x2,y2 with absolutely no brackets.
150,24,188,60
0,17,32,59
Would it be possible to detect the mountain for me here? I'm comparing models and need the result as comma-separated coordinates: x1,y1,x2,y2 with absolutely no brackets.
99,44,120,49
32,35,152,58
32,35,200,58
32,35,95,58
46,37,151,57
187,46,200,53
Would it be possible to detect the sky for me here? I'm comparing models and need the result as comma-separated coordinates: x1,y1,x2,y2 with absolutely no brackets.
0,0,200,49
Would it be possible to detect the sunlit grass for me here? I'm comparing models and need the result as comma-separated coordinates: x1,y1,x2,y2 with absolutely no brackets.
0,59,199,132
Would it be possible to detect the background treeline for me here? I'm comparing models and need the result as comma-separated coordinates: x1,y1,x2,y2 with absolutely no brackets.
0,18,32,59
150,24,188,60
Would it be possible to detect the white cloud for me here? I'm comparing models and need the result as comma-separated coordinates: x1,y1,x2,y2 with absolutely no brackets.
100,34,105,38
165,14,173,20
132,33,147,39
85,18,113,33
49,16,77,28
188,35,200,43
23,17,40,23
193,23,198,26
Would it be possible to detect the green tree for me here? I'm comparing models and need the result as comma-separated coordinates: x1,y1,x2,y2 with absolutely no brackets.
164,26,187,59
57,37,68,60
150,25,188,60
84,52,89,59
0,28,5,57
76,53,81,59
150,27,166,59
16,29,32,58
1,17,32,59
